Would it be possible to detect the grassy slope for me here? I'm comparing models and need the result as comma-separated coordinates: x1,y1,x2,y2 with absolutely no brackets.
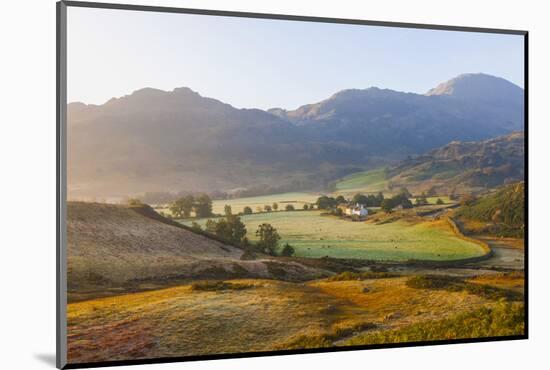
67,202,327,301
455,182,525,237
184,211,485,261
67,275,523,363
343,302,524,345
334,168,389,194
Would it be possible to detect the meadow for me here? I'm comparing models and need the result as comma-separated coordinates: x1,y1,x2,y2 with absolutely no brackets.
334,168,389,194
183,210,486,261
157,192,319,216
67,274,523,363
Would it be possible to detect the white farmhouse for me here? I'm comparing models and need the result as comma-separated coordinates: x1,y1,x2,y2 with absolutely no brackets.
345,203,368,217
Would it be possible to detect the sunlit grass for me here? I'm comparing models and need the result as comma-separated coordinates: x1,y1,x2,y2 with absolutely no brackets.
184,211,486,261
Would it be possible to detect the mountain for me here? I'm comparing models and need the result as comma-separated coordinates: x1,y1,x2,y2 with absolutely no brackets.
68,73,524,199
426,73,523,102
272,74,523,151
383,131,525,194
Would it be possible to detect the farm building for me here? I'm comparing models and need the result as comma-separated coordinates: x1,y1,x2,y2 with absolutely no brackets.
342,203,368,217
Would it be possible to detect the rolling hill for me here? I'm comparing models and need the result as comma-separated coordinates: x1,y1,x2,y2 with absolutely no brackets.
67,202,328,301
68,73,524,199
334,132,524,195
455,182,525,237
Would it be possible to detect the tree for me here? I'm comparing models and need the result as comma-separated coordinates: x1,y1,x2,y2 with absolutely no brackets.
169,195,195,218
264,204,272,212
207,215,247,245
224,204,232,216
335,195,346,204
226,215,247,244
280,243,295,257
214,215,247,245
255,223,281,256
398,187,412,198
256,206,263,213
375,192,385,206
303,204,309,210
381,199,394,213
391,193,412,209
316,196,337,210
272,202,279,211
169,196,192,218
285,204,295,211
205,219,217,234
191,221,202,232
436,198,444,205
351,193,368,206
126,198,143,206
194,194,213,217
243,206,253,215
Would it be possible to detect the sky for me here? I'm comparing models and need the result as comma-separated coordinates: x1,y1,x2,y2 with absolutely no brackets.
67,6,525,110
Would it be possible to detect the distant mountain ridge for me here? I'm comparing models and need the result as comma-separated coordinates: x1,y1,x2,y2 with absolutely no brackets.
68,73,524,199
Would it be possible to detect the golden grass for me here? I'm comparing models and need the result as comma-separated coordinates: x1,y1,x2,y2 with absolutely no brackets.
67,279,370,364
67,274,524,364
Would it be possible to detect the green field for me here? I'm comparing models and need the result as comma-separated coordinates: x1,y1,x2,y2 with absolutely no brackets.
157,192,319,216
182,210,485,261
211,192,319,214
334,168,389,194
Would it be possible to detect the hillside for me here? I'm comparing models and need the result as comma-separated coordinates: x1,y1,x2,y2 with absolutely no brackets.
67,202,327,301
68,73,524,199
388,131,524,194
455,182,525,237
334,132,524,195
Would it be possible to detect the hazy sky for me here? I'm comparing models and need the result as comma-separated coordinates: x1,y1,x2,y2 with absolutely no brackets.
67,6,524,110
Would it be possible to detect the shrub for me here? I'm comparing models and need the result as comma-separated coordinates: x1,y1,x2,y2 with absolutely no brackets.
280,243,295,257
190,281,253,292
327,271,398,281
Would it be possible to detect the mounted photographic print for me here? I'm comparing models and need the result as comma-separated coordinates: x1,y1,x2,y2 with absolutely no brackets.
56,1,528,368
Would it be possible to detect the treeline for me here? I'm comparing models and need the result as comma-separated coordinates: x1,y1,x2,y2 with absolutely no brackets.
316,187,425,213
192,214,295,257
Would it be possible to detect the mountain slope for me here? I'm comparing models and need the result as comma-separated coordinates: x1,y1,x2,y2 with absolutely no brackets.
68,74,524,199
273,74,523,151
67,202,327,301
455,182,525,237
333,132,524,195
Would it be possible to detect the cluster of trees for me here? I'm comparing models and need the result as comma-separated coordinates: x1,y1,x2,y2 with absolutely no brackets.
316,192,386,211
169,194,213,218
381,188,414,213
205,215,247,245
351,192,385,207
195,214,294,257
316,195,343,210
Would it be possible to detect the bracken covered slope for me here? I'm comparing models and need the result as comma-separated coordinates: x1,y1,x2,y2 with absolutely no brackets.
67,202,327,300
